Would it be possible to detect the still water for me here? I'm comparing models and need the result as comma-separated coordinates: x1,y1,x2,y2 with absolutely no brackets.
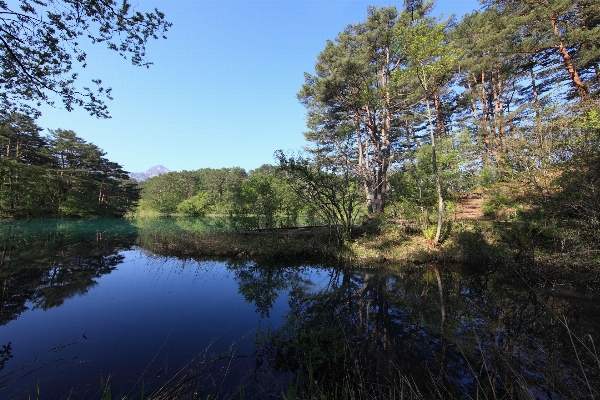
0,219,599,399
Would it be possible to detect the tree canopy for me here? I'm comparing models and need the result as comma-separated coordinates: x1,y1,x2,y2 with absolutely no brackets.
0,113,138,217
289,0,600,244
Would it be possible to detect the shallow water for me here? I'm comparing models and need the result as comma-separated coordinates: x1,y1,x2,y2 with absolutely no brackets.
0,218,599,398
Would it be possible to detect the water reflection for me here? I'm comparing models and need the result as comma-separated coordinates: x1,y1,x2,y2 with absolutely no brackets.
0,219,137,326
135,219,600,397
228,259,322,318
253,264,600,398
0,218,598,398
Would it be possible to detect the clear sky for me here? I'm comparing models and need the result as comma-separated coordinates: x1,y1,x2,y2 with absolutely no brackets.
35,0,481,174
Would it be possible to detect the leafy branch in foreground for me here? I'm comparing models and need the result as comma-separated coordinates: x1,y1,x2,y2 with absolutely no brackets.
0,0,171,118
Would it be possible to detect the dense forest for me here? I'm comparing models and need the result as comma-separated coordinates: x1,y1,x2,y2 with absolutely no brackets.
0,113,138,217
1,0,599,254
136,164,334,228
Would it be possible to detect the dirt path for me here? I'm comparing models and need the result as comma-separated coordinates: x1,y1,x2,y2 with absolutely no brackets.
453,191,485,220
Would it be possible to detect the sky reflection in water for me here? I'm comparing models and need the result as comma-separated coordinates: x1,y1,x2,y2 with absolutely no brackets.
0,219,331,398
0,219,599,398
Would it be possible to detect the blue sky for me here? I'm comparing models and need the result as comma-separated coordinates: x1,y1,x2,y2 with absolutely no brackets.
35,0,480,174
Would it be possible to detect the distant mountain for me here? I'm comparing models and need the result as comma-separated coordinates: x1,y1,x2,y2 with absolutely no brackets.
129,165,171,182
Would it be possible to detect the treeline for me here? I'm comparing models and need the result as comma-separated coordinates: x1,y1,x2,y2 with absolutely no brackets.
5,0,599,235
0,113,139,217
136,165,312,229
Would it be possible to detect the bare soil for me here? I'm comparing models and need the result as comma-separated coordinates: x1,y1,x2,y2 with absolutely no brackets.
453,191,485,221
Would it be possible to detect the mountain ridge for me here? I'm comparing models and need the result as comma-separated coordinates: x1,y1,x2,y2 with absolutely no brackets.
129,165,170,182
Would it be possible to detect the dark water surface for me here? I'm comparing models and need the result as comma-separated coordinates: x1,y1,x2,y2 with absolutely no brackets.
0,219,599,399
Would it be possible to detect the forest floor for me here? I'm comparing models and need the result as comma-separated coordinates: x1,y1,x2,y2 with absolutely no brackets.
349,179,600,277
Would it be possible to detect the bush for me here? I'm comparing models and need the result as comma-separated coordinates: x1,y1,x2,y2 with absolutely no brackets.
176,193,209,216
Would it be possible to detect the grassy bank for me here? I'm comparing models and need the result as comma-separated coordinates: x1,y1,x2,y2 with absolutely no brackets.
133,216,600,295
134,175,600,282
350,218,600,269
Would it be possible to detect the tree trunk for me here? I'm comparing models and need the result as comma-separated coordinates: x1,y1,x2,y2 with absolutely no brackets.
492,68,506,149
492,67,510,170
433,266,445,325
433,93,447,138
480,71,500,165
365,176,386,214
365,182,374,214
436,266,448,378
374,61,392,215
425,97,444,246
530,66,542,131
551,18,589,100
467,83,489,163
470,73,499,166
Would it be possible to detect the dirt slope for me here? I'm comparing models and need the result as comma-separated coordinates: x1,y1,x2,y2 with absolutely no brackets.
453,191,485,220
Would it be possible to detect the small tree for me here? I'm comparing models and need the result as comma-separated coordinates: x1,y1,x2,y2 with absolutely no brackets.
394,17,459,246
276,151,363,243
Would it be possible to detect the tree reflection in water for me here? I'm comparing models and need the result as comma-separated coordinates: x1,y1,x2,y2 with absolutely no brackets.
227,258,318,318
0,219,137,326
3,218,596,398
249,262,600,398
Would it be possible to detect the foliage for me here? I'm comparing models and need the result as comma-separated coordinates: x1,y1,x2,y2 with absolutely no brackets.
388,132,475,224
298,6,406,214
393,15,460,93
0,114,138,217
136,164,314,230
137,167,250,216
226,165,307,230
197,167,247,215
138,171,200,214
394,13,460,247
176,192,209,217
555,160,600,225
277,151,364,242
232,171,283,229
0,0,171,117
482,192,515,218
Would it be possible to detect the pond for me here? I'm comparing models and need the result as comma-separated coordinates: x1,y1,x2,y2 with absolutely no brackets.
0,218,599,399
